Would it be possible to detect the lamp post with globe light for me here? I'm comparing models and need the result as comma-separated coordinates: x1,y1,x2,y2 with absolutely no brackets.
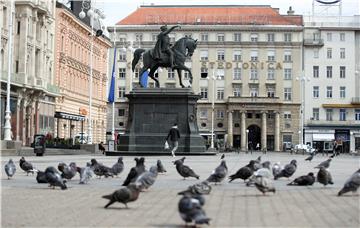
296,74,310,146
208,69,220,151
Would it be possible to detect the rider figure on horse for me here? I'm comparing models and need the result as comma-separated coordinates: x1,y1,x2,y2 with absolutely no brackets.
153,25,181,68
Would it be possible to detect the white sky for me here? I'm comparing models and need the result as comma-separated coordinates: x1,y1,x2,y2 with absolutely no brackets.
93,0,360,27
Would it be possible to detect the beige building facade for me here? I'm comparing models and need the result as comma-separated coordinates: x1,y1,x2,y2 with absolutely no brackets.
107,5,303,151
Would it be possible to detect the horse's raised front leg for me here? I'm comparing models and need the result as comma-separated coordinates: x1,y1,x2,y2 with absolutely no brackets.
148,66,160,88
176,68,185,88
176,64,192,88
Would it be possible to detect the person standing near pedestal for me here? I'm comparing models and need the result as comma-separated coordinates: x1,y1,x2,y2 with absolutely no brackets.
166,123,180,157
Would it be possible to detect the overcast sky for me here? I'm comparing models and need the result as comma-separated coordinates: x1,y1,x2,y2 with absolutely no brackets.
94,0,360,27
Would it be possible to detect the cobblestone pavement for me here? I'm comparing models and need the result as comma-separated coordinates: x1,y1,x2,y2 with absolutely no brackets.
1,152,359,227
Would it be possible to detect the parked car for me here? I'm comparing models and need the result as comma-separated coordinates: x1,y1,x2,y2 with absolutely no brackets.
74,132,88,144
294,144,316,154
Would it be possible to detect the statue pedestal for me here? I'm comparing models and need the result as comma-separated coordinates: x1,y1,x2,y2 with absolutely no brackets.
114,88,208,154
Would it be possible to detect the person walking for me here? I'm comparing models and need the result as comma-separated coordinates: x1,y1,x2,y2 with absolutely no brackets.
166,123,180,157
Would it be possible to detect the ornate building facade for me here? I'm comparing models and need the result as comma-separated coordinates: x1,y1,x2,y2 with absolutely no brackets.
54,2,111,143
107,5,304,151
1,0,58,145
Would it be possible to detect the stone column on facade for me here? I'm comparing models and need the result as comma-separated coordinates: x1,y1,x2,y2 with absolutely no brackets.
240,111,246,151
275,111,280,152
16,94,23,141
261,111,267,151
227,110,233,148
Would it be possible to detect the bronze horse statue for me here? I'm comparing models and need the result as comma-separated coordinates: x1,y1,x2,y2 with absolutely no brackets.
131,37,198,88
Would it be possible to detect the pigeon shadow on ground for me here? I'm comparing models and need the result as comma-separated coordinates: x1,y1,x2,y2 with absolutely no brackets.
98,206,132,210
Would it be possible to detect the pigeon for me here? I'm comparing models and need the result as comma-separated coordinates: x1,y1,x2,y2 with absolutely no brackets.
246,168,272,187
178,193,211,226
58,162,77,180
135,166,158,191
90,159,113,178
254,175,276,195
274,160,297,180
206,160,228,184
305,154,314,162
4,159,16,179
220,154,225,160
272,162,282,178
44,166,67,190
314,159,332,169
19,157,35,175
173,158,200,180
317,167,334,186
287,172,315,186
78,162,93,184
261,161,271,170
228,161,257,182
36,171,48,183
122,157,146,186
178,181,212,195
102,183,141,208
156,160,167,173
338,169,360,196
111,157,124,177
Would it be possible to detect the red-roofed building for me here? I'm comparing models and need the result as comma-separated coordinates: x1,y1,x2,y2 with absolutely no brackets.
107,5,304,152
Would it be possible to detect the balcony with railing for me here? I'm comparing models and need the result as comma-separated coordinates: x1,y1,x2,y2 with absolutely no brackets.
307,119,360,127
228,96,280,104
303,38,324,46
1,71,26,85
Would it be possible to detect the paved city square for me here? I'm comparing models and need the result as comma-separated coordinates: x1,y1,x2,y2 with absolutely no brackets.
1,152,359,227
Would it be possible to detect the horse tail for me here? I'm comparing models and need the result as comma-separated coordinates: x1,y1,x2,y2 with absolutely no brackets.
132,49,146,72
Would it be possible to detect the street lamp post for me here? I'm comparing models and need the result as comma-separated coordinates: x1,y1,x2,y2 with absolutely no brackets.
296,74,310,146
209,69,219,151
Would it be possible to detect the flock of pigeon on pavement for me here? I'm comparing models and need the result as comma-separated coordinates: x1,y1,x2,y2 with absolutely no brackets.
3,153,360,226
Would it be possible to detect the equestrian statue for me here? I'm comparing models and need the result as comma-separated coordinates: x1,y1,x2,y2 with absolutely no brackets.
131,25,198,88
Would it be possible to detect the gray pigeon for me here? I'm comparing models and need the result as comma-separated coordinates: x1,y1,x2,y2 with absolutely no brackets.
135,166,158,191
272,162,282,177
44,166,67,190
36,170,48,183
58,162,77,180
254,175,276,195
261,161,271,170
206,160,228,184
90,159,113,178
287,172,315,186
229,160,257,182
274,160,297,180
122,157,146,186
5,159,16,179
178,181,212,195
314,159,332,169
174,159,200,180
317,167,334,186
111,157,124,177
178,193,211,226
246,168,272,186
305,154,314,162
338,169,360,196
78,162,93,184
157,160,167,173
102,183,141,208
19,157,35,175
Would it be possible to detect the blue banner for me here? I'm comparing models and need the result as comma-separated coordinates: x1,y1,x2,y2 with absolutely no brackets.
107,48,117,103
140,71,148,88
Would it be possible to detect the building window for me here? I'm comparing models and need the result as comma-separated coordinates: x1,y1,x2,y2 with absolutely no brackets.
119,51,126,61
313,66,319,78
267,33,275,42
267,69,275,80
250,69,258,80
340,86,346,98
200,87,208,99
217,69,225,80
284,88,292,101
234,33,241,42
340,66,346,78
233,68,241,80
327,48,332,59
135,34,143,42
168,69,175,79
201,68,208,78
200,50,208,61
313,86,319,98
267,50,275,61
314,49,319,58
326,66,332,78
217,88,224,100
184,33,192,38
339,109,346,121
326,32,332,41
233,50,242,61
250,50,258,61
217,50,225,61
250,33,258,42
118,87,126,98
284,33,292,42
134,68,140,78
118,68,126,78
340,33,345,41
184,69,191,80
284,68,292,80
217,33,225,42
355,109,360,121
250,87,259,97
284,111,292,119
340,48,345,59
267,87,275,97
313,108,319,120
199,109,208,119
284,50,292,62
233,84,241,97
151,33,157,41
326,86,333,98
17,21,20,34
201,33,208,41
118,109,125,116
216,110,225,119
15,60,19,73
326,109,333,121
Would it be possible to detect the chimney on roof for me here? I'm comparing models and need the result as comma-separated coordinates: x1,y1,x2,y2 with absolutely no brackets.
287,6,295,15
